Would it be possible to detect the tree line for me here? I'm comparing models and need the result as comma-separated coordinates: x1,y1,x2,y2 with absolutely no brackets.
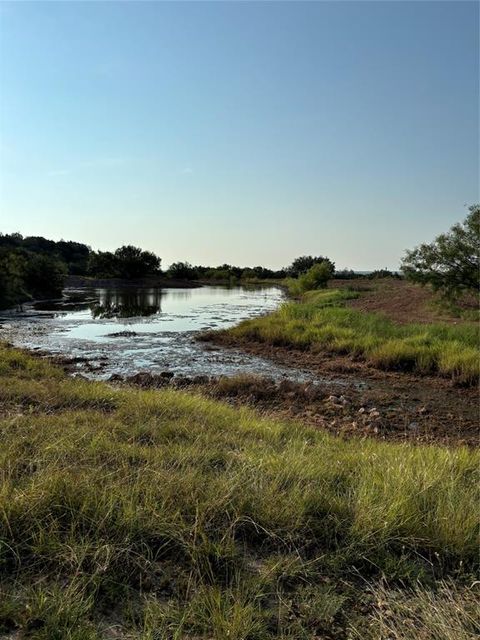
1,204,478,309
0,237,162,309
0,235,341,309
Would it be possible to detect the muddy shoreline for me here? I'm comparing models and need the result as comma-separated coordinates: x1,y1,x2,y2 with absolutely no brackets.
195,333,479,447
32,337,477,447
2,275,477,446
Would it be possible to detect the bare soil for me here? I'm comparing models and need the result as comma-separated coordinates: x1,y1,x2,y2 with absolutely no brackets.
30,341,480,446
23,277,480,447
200,335,479,447
330,278,449,324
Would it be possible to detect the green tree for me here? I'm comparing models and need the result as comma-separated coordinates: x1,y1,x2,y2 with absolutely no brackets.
167,261,198,280
87,246,161,279
114,245,161,278
87,251,119,278
24,255,67,298
288,255,335,278
401,205,480,297
298,261,333,291
0,252,28,308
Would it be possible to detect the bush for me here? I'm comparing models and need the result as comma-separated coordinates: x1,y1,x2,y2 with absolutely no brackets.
368,269,401,279
0,251,66,308
401,205,480,298
288,255,335,278
24,254,67,298
167,261,198,280
289,261,334,293
87,246,161,279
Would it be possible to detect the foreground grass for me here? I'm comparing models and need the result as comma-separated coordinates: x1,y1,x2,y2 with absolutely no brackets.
0,344,479,639
224,289,480,384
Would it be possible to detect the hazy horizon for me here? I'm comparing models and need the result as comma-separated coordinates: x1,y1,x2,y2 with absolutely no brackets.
1,1,478,270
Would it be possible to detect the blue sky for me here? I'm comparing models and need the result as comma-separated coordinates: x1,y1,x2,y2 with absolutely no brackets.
0,1,478,270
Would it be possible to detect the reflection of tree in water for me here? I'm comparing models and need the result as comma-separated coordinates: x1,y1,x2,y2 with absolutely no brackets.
90,288,163,319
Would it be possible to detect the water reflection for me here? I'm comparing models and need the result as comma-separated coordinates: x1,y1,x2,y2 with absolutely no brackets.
90,288,164,319
1,285,300,381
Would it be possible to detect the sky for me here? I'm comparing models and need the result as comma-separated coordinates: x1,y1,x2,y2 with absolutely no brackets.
0,1,478,270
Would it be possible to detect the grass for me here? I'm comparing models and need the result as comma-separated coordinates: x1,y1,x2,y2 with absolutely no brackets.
0,343,479,638
223,289,480,384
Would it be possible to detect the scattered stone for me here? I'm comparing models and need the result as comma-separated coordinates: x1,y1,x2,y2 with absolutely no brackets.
278,379,296,393
106,330,137,338
127,372,154,387
171,376,190,388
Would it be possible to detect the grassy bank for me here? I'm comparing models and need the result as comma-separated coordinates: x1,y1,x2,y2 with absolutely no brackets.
0,343,479,638
222,289,480,384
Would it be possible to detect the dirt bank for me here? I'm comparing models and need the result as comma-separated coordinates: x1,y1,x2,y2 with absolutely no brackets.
331,278,476,324
195,335,479,447
40,344,477,447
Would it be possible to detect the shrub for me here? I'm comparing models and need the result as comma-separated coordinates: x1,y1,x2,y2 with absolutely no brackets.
401,205,480,298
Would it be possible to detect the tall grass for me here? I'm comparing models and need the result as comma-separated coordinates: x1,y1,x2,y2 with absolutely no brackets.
226,289,480,384
0,344,478,637
350,581,480,640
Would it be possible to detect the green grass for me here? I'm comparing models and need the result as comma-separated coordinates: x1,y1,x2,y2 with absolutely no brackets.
224,289,480,384
0,343,479,638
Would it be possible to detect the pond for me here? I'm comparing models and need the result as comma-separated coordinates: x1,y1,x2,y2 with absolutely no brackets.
0,284,317,382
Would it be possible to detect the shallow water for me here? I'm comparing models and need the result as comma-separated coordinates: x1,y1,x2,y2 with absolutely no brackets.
0,285,321,382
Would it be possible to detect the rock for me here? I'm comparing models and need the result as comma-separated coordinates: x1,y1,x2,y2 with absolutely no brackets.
127,372,154,387
408,421,419,431
302,383,321,401
107,330,137,338
192,375,209,385
160,371,175,379
171,376,190,388
108,374,124,382
358,407,366,414
279,380,296,393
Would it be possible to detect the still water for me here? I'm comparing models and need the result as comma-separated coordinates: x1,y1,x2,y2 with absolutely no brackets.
0,285,315,381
